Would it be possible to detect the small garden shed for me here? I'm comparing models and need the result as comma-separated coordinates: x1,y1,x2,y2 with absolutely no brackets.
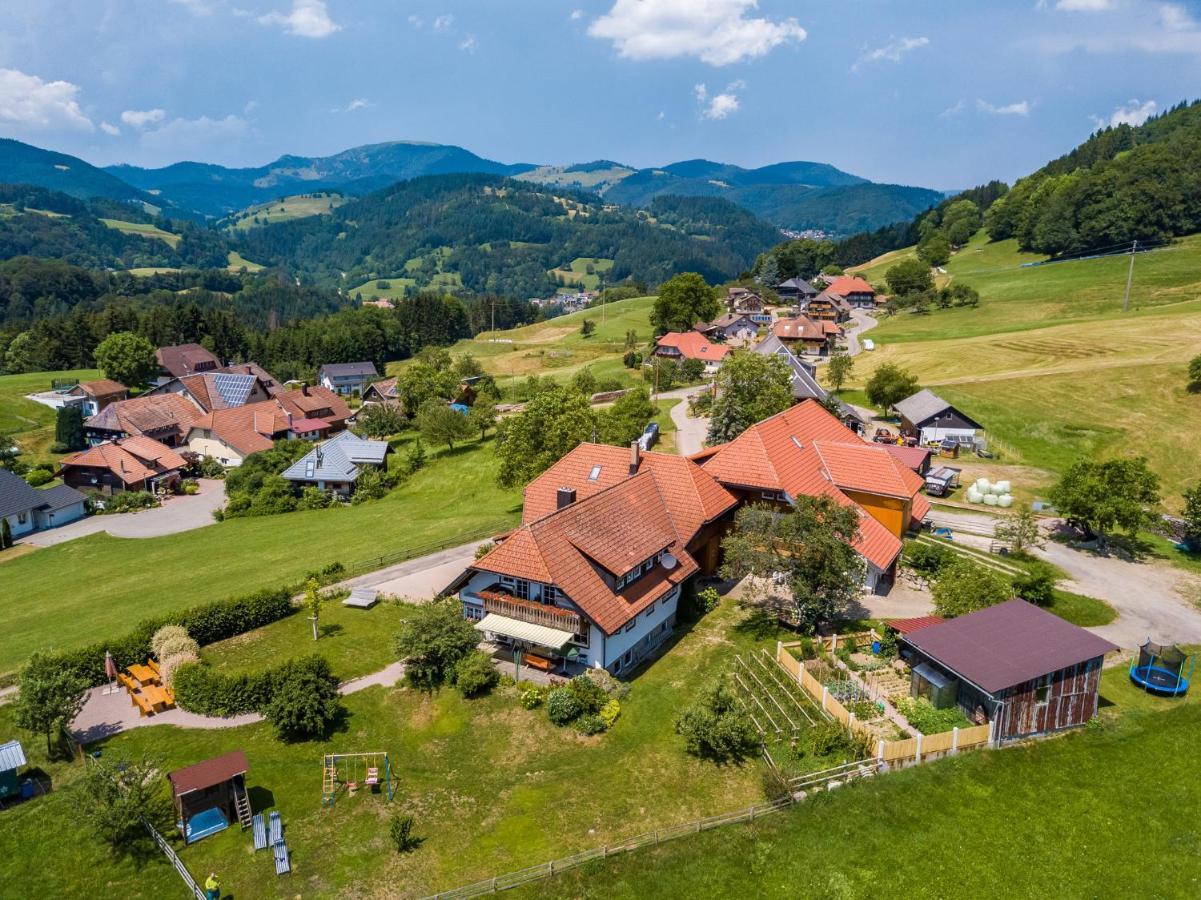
899,600,1117,741
168,750,251,844
0,740,28,801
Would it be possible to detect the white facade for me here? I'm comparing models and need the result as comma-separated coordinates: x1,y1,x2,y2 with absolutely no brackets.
919,425,978,445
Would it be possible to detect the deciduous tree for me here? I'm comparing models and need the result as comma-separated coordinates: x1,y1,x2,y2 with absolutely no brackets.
14,652,89,755
674,676,759,762
79,754,172,854
932,558,1013,617
495,386,596,487
1048,457,1161,544
93,331,156,388
825,351,854,392
706,353,792,444
885,258,934,297
864,362,920,411
416,400,473,450
394,597,479,689
467,394,498,440
651,272,720,334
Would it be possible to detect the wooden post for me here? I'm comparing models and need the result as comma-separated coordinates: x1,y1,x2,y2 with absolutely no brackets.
915,733,923,764
951,726,959,754
877,739,885,765
776,640,782,661
821,686,828,711
987,718,996,746
848,712,857,731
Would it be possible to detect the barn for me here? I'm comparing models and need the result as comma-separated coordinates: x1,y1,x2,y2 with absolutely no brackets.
892,389,984,448
900,600,1117,741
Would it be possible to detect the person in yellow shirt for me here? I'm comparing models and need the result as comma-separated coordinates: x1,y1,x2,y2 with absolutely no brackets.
204,872,220,900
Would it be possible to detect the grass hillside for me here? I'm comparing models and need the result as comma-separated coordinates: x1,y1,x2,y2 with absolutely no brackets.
0,368,100,459
100,218,180,248
845,231,1201,504
228,192,345,230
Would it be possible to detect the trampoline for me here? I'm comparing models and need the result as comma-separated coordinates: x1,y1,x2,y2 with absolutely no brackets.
1129,640,1195,696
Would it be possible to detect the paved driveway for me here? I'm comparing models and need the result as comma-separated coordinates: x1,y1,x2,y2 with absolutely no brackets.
341,540,490,601
18,478,226,547
844,310,879,357
659,385,710,457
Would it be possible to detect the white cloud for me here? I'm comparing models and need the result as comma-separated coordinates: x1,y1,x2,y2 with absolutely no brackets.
939,99,965,118
121,108,167,128
139,114,249,157
696,80,744,119
169,0,215,14
570,9,584,20
331,97,372,113
433,14,454,31
408,14,423,28
1159,3,1194,30
1033,3,1201,53
459,34,478,52
1056,0,1115,10
259,0,341,38
977,98,1031,116
1092,98,1157,128
100,121,121,136
853,36,929,72
0,68,93,132
589,0,806,66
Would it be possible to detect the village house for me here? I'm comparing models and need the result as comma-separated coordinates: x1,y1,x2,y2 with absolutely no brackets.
751,335,866,433
900,600,1117,741
147,370,275,413
59,435,187,496
694,400,929,594
804,291,853,324
446,442,737,676
653,331,731,374
775,276,819,306
60,379,128,416
155,343,220,383
215,362,283,395
361,377,398,406
0,469,88,538
84,393,204,447
695,312,759,344
280,430,391,497
770,315,842,356
276,384,351,432
184,401,297,467
824,275,877,310
318,362,380,396
893,389,984,448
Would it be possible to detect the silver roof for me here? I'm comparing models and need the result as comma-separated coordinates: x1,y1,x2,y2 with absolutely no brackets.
0,740,27,771
892,388,952,424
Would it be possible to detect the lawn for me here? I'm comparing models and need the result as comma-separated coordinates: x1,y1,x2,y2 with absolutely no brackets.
514,663,1201,898
0,598,789,898
0,436,521,677
550,256,615,291
1047,589,1117,627
202,600,420,682
0,368,100,460
100,218,181,248
231,192,345,230
348,276,417,301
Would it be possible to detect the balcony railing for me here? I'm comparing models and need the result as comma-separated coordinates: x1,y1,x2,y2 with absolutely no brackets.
475,590,583,635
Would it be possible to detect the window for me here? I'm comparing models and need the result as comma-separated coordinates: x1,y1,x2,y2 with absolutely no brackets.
1035,674,1052,705
500,576,530,600
588,465,602,482
572,627,589,648
644,602,655,618
760,491,777,500
542,585,558,604
463,604,484,622
624,620,636,633
17,512,28,525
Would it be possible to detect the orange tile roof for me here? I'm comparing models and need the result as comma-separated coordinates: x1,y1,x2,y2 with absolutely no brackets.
60,435,186,485
76,379,127,398
276,385,351,424
771,316,841,341
698,400,918,570
655,331,731,361
86,393,203,439
824,276,874,296
472,470,703,634
189,400,291,457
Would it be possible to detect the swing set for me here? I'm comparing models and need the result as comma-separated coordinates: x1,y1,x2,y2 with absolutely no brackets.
321,751,394,807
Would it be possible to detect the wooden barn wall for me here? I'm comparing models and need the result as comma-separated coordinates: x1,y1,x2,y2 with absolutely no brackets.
996,657,1104,740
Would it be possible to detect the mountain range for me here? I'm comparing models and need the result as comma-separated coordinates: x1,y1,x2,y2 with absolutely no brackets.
0,138,943,236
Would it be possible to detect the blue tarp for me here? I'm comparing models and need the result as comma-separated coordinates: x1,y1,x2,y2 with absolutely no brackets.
183,806,229,843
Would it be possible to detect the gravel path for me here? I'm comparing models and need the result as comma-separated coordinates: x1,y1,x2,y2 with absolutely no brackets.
18,478,226,547
660,385,710,456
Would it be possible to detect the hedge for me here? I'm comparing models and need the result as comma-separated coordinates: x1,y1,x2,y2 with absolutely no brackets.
38,562,346,688
173,655,335,718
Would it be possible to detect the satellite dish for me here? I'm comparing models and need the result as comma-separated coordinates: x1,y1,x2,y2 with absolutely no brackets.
661,553,678,570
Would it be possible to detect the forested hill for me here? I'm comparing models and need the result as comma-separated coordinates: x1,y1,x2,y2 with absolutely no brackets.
0,139,152,206
237,173,782,297
984,99,1201,256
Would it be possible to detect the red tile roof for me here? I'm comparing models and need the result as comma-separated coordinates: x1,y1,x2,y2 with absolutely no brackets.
76,379,127,398
60,435,186,485
824,276,874,296
887,615,945,634
188,400,292,457
276,385,351,426
884,445,932,472
85,393,203,439
655,331,731,361
771,316,841,341
156,343,220,378
698,400,927,570
472,467,713,634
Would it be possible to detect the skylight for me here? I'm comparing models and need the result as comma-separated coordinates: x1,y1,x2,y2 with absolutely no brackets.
588,465,602,481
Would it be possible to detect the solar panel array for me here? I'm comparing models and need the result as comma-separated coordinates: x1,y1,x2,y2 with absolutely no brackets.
211,373,255,408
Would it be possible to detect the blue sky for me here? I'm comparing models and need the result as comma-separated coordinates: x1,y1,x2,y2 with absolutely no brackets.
2,1,1199,189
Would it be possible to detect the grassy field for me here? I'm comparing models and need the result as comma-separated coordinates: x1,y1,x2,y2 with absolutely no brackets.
226,250,265,272
551,256,615,291
0,599,786,898
842,231,1201,506
347,276,417,301
230,192,345,230
0,435,520,676
100,218,180,248
0,368,100,460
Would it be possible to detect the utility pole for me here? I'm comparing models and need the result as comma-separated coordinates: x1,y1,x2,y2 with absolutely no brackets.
1122,239,1137,312
490,296,496,335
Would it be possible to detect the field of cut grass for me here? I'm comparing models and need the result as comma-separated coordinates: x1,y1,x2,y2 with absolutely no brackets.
347,276,417,300
551,256,615,291
0,368,100,460
230,192,345,230
100,218,180,248
843,231,1201,506
226,250,264,272
0,435,520,676
0,598,783,898
523,661,1200,898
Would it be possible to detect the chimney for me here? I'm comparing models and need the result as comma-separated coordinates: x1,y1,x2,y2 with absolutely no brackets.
629,440,641,474
301,384,310,396
556,487,576,510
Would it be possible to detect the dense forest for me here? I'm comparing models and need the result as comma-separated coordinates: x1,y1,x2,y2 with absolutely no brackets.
0,256,536,379
0,184,230,269
985,99,1201,256
238,173,778,297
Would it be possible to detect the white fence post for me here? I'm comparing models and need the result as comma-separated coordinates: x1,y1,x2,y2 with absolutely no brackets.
776,640,782,660
848,712,857,731
821,686,828,711
915,733,923,764
987,718,996,746
877,739,885,765
951,726,959,754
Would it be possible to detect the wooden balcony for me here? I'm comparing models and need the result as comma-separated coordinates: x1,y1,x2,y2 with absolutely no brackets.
477,589,582,635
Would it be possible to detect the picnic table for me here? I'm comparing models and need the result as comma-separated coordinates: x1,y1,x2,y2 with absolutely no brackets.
127,664,158,687
140,684,172,712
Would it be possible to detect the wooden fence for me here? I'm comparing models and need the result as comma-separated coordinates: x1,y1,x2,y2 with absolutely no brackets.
775,643,994,766
142,818,205,900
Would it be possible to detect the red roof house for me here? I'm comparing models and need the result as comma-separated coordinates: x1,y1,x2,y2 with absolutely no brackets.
653,331,731,370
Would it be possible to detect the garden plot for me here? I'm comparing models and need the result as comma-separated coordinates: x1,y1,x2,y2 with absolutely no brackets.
731,650,833,775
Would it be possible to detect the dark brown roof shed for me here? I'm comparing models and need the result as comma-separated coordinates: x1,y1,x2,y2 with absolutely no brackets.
168,750,248,797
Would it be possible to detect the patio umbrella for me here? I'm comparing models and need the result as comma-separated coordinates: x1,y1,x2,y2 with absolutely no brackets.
104,650,117,693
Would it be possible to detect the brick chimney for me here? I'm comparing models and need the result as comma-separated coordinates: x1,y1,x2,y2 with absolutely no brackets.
556,487,576,509
629,440,641,474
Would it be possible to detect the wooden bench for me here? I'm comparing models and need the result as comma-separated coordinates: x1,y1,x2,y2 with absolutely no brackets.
131,692,154,717
522,655,553,673
146,658,161,677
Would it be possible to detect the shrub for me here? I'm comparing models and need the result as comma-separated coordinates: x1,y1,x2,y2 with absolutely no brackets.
264,656,343,740
1012,568,1056,606
575,714,606,735
25,469,52,487
895,697,968,735
698,586,721,614
49,441,70,454
599,698,621,729
390,814,422,852
546,687,582,725
932,558,1013,617
177,479,199,496
150,625,190,660
906,541,949,575
519,686,544,709
453,651,500,698
159,651,197,689
394,598,479,690
198,456,225,478
172,662,274,716
674,676,759,762
99,491,157,515
79,754,172,854
156,634,199,662
567,674,608,714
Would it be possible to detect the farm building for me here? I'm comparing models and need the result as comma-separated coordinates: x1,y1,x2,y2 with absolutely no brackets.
893,389,984,447
0,740,28,802
775,277,819,305
696,312,759,344
899,600,1117,741
59,379,128,416
823,275,877,310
